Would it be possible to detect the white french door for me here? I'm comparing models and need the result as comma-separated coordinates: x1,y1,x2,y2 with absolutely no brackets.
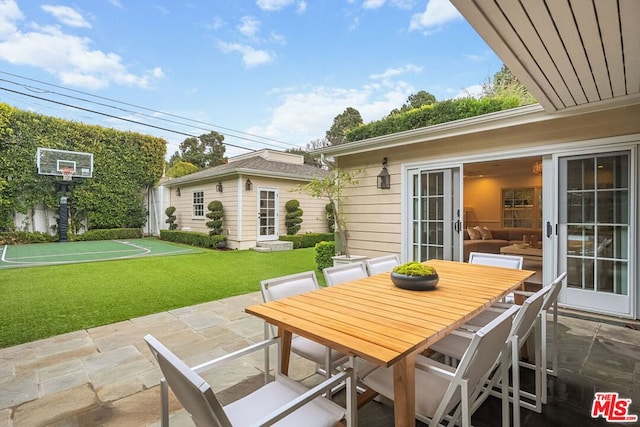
406,167,462,262
557,151,634,317
257,188,279,241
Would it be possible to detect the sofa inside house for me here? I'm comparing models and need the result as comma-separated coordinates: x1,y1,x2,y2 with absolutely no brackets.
463,226,542,262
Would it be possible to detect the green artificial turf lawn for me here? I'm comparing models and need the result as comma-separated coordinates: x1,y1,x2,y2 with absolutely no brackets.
0,246,321,348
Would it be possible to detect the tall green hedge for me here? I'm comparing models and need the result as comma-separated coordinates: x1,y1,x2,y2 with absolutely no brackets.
0,103,165,232
346,96,523,142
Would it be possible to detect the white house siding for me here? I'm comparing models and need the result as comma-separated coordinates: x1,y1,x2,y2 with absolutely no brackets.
238,175,329,250
336,104,640,260
167,175,329,250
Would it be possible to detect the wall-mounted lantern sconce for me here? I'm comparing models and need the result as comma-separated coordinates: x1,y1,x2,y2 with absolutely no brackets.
175,187,181,196
245,179,253,191
377,158,390,189
216,181,223,192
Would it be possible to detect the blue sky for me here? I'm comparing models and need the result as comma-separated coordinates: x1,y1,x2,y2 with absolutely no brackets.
0,0,502,158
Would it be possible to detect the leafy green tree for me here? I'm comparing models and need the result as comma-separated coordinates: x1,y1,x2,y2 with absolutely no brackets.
390,91,437,116
482,65,536,104
171,131,226,169
166,161,199,178
296,168,359,256
326,107,363,145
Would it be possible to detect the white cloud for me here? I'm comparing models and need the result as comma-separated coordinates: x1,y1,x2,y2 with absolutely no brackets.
0,0,23,36
41,5,91,28
256,0,295,11
248,75,416,145
370,64,422,80
454,84,483,99
217,41,274,67
0,6,163,90
410,0,462,32
391,0,415,8
256,0,307,13
363,0,386,9
238,16,260,38
108,0,123,8
208,16,226,30
270,31,287,45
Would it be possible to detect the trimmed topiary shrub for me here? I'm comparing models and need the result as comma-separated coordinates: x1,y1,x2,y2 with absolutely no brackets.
206,200,224,236
315,241,335,271
165,206,178,230
284,199,303,235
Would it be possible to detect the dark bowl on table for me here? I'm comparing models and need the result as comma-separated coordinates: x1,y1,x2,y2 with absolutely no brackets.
390,272,439,291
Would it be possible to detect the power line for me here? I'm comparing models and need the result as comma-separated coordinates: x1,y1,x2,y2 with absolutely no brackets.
0,70,300,149
0,85,258,153
1,78,291,151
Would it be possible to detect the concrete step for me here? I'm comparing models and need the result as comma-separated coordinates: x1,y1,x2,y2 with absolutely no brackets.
250,240,293,252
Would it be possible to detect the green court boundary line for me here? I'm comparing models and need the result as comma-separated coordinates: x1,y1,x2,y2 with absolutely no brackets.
0,239,200,269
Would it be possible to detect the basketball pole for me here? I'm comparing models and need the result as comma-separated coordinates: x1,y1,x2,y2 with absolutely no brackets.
59,182,69,243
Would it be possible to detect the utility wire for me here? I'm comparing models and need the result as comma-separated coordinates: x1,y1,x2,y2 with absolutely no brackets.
1,78,289,150
0,85,257,153
0,70,299,148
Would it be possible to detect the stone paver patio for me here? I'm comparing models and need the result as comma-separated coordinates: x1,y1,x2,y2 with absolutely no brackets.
1,291,639,426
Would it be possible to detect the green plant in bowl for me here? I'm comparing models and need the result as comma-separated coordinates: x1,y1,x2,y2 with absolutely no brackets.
392,261,437,276
391,262,439,290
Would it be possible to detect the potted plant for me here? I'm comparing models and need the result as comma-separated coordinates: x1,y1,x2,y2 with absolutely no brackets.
390,261,439,291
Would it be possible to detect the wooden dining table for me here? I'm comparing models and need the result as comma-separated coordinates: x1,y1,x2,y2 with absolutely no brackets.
245,259,535,427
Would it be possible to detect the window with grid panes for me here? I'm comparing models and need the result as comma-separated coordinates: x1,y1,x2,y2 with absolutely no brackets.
193,191,204,218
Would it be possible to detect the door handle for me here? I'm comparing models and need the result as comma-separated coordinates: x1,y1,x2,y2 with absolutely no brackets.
546,221,553,238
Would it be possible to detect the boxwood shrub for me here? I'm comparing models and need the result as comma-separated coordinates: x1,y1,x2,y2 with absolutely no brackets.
0,231,57,245
77,228,142,241
315,241,335,271
279,232,334,249
159,230,226,249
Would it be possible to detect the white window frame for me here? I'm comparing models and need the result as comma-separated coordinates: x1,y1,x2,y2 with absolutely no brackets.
192,190,205,219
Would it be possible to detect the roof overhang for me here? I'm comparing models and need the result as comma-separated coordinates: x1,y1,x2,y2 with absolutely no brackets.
164,168,322,187
451,0,640,113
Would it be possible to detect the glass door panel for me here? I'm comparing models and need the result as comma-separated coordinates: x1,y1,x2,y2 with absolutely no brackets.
409,167,460,262
257,188,278,241
558,152,632,316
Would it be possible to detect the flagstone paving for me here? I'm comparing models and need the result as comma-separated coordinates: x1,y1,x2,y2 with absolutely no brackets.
0,291,638,426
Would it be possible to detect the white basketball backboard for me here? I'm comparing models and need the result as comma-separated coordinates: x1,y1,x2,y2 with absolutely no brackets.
36,148,93,178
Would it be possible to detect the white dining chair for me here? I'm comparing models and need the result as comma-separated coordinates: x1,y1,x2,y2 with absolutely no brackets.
468,251,524,269
260,271,348,386
360,305,519,427
365,254,400,275
467,272,567,384
432,276,565,425
145,334,357,427
323,262,368,286
469,252,524,303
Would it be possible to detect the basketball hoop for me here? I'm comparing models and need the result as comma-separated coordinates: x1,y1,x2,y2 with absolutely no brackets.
61,168,74,182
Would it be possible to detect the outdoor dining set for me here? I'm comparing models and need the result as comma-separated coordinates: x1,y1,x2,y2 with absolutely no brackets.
144,252,565,427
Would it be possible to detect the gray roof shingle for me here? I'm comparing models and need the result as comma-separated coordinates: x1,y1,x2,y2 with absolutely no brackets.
165,156,328,185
